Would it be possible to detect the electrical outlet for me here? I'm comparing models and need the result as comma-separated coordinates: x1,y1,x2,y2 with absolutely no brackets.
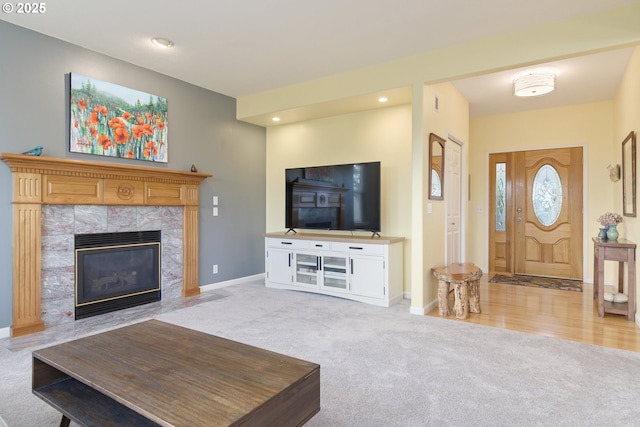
213,207,219,217
213,264,218,274
213,196,218,205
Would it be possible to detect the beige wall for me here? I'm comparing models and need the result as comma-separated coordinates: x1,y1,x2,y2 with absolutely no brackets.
467,47,639,320
263,44,640,318
265,105,413,288
419,83,470,308
250,2,640,319
468,101,615,281
613,46,640,312
614,46,640,237
264,84,468,310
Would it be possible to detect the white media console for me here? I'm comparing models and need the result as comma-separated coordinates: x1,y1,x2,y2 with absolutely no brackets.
264,233,404,307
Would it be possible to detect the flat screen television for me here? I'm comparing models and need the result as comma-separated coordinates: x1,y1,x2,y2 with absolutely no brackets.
285,161,381,233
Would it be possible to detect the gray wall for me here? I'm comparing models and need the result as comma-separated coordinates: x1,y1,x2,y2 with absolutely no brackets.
0,21,266,329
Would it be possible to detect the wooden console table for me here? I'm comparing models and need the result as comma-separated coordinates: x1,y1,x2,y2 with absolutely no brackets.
33,320,320,426
592,237,636,320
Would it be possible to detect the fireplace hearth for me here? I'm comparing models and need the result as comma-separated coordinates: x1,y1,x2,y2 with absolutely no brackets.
75,230,161,320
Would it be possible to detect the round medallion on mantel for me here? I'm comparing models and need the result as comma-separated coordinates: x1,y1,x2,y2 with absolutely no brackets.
116,183,135,200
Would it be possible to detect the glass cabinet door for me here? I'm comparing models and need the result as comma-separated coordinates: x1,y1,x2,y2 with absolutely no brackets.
321,255,348,292
295,253,319,286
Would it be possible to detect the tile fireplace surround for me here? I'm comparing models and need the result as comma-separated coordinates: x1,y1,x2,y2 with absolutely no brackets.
42,205,179,326
1,153,211,337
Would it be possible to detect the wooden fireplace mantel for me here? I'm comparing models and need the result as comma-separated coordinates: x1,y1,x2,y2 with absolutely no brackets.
1,153,211,337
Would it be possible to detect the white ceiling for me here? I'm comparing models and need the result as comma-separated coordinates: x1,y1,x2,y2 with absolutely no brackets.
1,0,637,118
452,47,634,117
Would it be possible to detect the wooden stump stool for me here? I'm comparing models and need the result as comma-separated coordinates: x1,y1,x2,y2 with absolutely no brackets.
432,263,483,319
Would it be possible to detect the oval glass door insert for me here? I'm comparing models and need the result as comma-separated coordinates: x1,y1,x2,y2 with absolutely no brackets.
532,164,562,226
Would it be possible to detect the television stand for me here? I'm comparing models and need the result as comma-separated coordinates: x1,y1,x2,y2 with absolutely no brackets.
265,232,404,307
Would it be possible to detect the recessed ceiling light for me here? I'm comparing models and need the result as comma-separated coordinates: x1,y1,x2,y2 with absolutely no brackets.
378,97,388,103
272,117,281,122
151,37,174,48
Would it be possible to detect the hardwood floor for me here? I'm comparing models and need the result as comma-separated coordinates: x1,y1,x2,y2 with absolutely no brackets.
426,277,640,352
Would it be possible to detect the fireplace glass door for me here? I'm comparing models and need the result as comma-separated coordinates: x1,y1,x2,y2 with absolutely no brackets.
75,230,161,319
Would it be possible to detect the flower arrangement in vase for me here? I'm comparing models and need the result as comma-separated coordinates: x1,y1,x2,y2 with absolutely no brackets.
597,212,623,240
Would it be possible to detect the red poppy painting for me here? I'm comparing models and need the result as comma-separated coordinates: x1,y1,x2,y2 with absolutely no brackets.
70,73,168,162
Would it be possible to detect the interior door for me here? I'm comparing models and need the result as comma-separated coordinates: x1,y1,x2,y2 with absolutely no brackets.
489,147,583,279
446,140,462,264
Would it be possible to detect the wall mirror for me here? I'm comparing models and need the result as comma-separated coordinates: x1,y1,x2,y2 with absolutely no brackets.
429,133,445,200
622,131,637,217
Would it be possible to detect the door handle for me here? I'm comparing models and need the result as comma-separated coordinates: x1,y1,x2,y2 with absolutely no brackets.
516,207,522,213
516,217,522,222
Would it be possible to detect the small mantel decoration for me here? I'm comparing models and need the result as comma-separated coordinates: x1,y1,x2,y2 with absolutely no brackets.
597,212,623,240
22,145,43,156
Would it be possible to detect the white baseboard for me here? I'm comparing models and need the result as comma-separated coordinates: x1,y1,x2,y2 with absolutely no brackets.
0,327,9,339
401,291,428,315
409,306,425,315
404,291,428,315
425,298,438,313
200,273,265,292
409,298,438,316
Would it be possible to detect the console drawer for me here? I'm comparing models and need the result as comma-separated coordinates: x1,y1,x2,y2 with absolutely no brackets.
332,242,385,255
266,238,309,249
308,241,332,251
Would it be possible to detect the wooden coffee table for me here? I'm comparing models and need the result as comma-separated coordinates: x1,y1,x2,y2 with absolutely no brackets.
32,320,320,426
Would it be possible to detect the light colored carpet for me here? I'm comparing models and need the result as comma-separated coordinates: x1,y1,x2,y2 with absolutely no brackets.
2,279,640,426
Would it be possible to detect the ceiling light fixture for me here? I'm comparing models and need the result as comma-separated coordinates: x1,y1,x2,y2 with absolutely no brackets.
513,73,555,97
378,97,388,103
151,37,174,48
272,117,281,122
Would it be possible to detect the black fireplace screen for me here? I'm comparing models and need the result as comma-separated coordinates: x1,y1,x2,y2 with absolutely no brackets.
75,230,161,319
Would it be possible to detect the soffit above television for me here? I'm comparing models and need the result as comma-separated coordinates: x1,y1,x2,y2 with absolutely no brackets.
247,86,412,127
